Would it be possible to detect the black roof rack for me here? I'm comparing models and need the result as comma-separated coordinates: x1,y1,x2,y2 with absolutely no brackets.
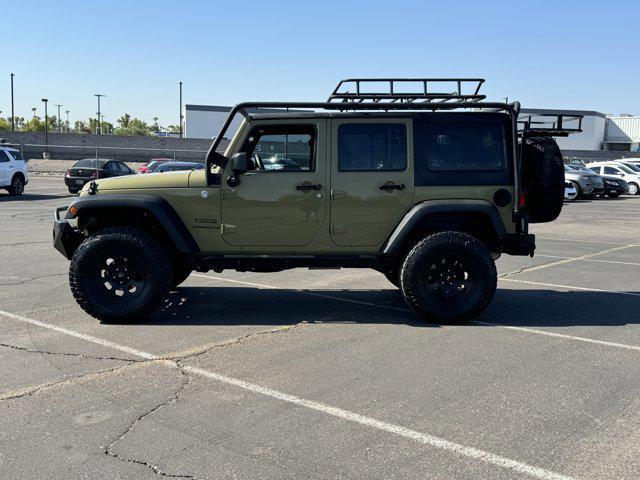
206,78,521,170
518,113,583,137
328,78,486,104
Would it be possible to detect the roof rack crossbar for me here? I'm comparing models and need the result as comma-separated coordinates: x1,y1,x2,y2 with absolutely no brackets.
329,78,486,104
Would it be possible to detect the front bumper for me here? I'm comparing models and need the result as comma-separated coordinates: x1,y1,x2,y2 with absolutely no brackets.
501,233,536,257
53,206,83,259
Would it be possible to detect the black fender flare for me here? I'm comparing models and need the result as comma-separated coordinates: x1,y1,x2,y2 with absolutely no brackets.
65,194,200,254
381,200,506,255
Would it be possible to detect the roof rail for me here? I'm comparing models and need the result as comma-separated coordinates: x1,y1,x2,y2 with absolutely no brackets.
518,113,583,137
328,78,486,104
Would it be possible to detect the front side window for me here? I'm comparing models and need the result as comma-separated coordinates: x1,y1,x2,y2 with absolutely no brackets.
0,151,9,163
8,150,24,161
338,124,407,172
426,123,506,171
244,126,315,172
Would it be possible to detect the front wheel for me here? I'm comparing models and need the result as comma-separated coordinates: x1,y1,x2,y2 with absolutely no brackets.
628,182,639,196
400,231,497,324
565,182,580,201
8,175,24,196
69,227,173,322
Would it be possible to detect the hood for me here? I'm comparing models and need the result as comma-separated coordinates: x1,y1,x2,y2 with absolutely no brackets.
89,171,191,191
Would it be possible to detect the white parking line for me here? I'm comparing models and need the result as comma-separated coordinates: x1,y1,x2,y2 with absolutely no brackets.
500,244,637,276
536,236,630,246
536,254,640,268
498,278,640,298
0,308,574,480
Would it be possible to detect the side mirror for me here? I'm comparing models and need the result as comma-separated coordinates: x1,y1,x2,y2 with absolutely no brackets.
231,152,248,174
227,152,248,187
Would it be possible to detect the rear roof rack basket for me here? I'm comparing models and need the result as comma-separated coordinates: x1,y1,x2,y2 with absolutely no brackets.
328,78,486,104
518,113,583,137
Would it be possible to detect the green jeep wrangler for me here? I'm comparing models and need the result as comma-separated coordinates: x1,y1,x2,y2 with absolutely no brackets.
53,78,574,324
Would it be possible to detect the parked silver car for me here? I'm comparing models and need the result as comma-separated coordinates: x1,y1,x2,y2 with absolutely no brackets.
563,165,604,198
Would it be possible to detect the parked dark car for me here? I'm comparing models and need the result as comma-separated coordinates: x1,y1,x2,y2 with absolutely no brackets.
138,158,172,173
65,158,135,194
153,161,205,173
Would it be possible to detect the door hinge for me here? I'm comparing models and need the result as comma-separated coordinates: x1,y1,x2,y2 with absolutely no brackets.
221,224,237,234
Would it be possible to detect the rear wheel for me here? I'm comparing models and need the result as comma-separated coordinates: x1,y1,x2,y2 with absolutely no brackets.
8,175,24,196
400,231,497,324
68,187,80,194
69,227,172,323
607,191,620,198
628,182,639,195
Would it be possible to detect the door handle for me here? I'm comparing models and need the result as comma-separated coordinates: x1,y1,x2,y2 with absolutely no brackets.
379,183,405,191
296,183,322,191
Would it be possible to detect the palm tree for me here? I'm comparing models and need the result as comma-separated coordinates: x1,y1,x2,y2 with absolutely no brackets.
31,107,37,118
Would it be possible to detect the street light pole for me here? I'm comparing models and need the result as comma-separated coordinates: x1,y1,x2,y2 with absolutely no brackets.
54,104,62,133
179,81,183,138
10,73,15,131
65,110,70,132
95,94,105,134
41,98,49,154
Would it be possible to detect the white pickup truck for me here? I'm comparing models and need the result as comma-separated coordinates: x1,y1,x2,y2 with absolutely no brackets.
0,146,28,196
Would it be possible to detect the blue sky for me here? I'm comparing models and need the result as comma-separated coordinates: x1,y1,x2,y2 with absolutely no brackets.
4,0,639,126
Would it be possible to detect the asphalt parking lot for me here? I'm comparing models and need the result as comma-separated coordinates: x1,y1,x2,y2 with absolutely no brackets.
1,176,639,480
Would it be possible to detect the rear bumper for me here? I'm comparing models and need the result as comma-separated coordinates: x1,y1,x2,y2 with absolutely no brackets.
501,233,535,257
52,206,83,259
64,177,91,189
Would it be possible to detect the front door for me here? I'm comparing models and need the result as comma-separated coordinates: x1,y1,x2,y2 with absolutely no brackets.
330,118,415,247
221,121,327,247
0,150,10,185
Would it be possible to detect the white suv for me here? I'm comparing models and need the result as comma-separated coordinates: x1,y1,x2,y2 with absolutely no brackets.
586,162,640,195
0,146,29,196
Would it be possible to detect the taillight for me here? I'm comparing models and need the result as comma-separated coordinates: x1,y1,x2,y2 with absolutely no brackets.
89,170,98,179
65,169,71,177
519,192,526,208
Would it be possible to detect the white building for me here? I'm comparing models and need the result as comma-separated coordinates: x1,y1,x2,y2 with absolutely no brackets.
520,108,607,150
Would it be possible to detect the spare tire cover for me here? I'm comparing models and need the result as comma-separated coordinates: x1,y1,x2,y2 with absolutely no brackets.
521,137,565,223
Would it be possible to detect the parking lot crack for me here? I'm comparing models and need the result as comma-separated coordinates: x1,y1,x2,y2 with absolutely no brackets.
0,362,134,400
104,368,195,479
0,341,146,363
0,272,66,286
163,323,307,361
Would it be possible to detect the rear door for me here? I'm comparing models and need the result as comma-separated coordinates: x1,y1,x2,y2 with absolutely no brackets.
220,120,327,247
0,150,10,185
329,118,414,247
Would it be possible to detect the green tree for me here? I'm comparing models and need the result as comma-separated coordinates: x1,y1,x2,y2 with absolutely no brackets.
0,118,11,131
74,120,90,133
117,113,131,129
167,125,181,134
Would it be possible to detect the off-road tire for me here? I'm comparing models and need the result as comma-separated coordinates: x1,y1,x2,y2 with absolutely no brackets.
400,231,497,324
171,260,192,289
8,175,24,196
69,227,173,323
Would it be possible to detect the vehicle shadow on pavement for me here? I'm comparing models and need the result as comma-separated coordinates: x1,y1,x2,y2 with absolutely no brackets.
487,288,640,328
0,193,72,201
154,286,430,327
146,286,639,328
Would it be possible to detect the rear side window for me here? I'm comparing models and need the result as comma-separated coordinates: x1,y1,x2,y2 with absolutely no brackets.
0,151,9,162
604,166,619,175
426,123,506,171
338,124,407,172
